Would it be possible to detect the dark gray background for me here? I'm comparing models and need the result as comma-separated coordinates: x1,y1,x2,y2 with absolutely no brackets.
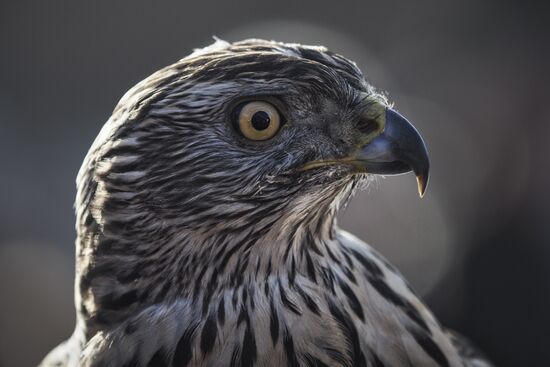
1,1,549,366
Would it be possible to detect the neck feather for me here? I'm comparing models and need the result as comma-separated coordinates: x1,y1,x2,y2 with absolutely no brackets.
74,180,358,336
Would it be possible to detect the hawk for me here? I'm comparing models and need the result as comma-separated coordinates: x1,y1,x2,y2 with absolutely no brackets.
41,39,493,367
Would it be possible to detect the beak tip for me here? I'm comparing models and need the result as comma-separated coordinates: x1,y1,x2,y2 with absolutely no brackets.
416,174,428,198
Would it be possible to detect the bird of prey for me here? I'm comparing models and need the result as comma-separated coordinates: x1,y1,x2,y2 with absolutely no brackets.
40,39,493,367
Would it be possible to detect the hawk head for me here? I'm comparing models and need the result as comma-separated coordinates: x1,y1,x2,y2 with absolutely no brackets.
80,39,429,236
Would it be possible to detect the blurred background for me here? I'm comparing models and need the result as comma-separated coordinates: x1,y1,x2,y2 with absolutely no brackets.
1,1,549,366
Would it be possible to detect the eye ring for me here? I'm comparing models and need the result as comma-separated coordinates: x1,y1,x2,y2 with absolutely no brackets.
234,101,282,141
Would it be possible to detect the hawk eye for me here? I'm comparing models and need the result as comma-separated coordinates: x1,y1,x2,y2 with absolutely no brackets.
235,101,281,141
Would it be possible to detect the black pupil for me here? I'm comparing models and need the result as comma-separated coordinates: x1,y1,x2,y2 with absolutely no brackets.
251,111,271,131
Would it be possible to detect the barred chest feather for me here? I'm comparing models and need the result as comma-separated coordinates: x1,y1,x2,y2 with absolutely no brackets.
70,230,466,367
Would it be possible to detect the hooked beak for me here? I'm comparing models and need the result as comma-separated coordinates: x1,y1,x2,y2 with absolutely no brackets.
356,108,430,197
300,106,430,197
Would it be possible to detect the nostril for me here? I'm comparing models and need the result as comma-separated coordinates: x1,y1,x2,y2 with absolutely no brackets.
357,118,380,135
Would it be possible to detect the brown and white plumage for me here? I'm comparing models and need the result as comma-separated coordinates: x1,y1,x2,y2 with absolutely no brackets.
40,39,493,367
